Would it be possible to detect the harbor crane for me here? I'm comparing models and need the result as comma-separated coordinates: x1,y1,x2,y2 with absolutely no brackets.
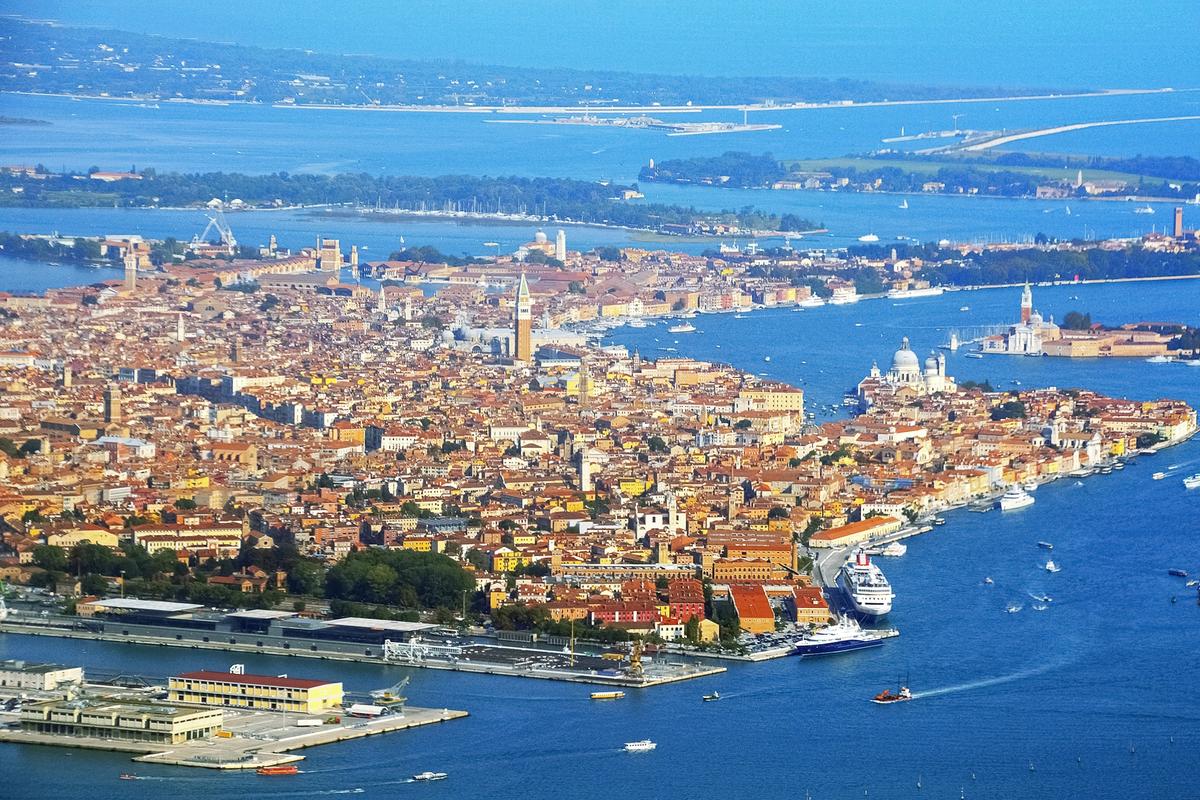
370,676,411,708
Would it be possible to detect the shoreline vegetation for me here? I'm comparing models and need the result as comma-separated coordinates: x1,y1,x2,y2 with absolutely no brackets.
0,17,1107,110
641,151,1200,202
0,168,818,237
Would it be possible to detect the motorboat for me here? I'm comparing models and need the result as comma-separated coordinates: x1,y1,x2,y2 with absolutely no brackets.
702,692,721,702
983,577,994,585
1045,560,1061,573
413,772,448,782
624,740,657,752
1037,541,1054,550
1183,474,1200,489
1152,472,1166,480
1023,480,1039,492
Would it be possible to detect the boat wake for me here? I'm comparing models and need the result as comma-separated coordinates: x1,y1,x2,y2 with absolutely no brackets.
911,662,1061,700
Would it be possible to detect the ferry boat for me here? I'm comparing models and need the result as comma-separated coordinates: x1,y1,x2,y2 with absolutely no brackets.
998,486,1035,511
667,322,696,334
624,740,657,753
887,287,944,300
413,771,448,782
858,233,880,243
590,691,625,700
257,765,300,776
837,550,895,618
1183,474,1200,489
871,683,912,704
791,616,885,658
1045,560,1061,573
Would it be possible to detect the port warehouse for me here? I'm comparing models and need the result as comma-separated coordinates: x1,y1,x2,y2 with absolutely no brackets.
69,598,441,657
20,699,225,744
0,659,84,691
168,671,343,713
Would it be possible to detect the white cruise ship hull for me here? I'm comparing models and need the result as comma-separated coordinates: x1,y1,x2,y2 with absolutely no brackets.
837,570,893,618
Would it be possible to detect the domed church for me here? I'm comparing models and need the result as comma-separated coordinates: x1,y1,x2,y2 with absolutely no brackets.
857,337,956,404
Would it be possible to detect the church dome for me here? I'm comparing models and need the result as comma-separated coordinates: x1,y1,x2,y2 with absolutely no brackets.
925,353,938,371
891,336,919,372
534,230,548,244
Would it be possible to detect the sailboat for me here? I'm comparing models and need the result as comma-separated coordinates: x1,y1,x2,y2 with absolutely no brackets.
898,198,909,210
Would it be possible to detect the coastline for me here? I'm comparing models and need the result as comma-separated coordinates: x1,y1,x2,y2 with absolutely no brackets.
2,87,1181,116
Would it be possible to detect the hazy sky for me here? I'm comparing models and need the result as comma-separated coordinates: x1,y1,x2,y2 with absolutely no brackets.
6,1,1199,88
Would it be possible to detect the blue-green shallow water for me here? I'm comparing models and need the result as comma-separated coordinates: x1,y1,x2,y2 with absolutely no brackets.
3,281,1200,798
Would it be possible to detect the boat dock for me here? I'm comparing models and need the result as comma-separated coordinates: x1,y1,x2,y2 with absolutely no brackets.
0,619,724,688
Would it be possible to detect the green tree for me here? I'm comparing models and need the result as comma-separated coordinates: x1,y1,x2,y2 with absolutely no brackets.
32,544,68,572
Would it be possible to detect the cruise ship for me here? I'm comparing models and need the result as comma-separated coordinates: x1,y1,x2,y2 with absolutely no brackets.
837,550,895,618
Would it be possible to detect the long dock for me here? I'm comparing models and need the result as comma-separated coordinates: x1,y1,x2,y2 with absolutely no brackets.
0,620,724,688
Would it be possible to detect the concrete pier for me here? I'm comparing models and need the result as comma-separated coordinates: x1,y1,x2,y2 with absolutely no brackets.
0,704,467,770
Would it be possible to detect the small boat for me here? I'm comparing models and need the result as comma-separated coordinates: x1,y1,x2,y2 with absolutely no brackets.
591,691,625,700
960,305,970,312
702,692,721,702
119,774,138,781
1037,541,1054,550
1168,568,1189,578
624,739,657,752
965,352,984,359
1006,602,1023,613
763,355,771,362
898,199,909,210
257,765,300,776
1032,604,1049,611
1183,474,1200,489
1152,472,1166,480
1023,480,1039,492
1045,560,1061,573
413,772,448,782
1031,593,1053,603
871,684,912,704
983,577,994,585
932,517,947,526
1134,204,1155,215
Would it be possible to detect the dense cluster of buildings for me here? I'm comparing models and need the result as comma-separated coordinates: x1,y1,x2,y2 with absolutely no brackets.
0,233,1194,640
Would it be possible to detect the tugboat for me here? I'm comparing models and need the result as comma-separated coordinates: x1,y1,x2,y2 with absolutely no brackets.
871,683,913,705
256,765,299,776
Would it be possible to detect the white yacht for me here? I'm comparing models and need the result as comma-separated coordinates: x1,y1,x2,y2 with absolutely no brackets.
837,550,895,618
1023,480,1039,492
1184,474,1200,489
998,486,1035,511
797,296,825,308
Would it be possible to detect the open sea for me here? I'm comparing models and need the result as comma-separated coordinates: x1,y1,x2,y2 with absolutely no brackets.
2,5,1200,796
